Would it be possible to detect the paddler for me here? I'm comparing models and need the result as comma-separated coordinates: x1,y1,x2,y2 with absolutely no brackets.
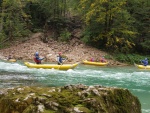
56,52,66,65
141,58,148,66
34,52,45,64
100,56,107,62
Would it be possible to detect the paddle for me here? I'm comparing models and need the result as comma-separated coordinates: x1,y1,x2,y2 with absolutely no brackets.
56,55,67,65
62,57,68,63
57,58,69,70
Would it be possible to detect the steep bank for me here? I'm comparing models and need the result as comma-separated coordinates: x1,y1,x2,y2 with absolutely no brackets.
0,33,127,66
0,84,141,113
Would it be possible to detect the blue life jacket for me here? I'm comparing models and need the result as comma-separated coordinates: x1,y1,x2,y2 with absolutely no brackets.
141,59,148,66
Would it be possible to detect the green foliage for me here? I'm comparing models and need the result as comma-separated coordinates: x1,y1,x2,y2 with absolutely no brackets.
0,27,9,47
0,0,31,42
104,54,113,60
126,0,150,54
0,32,6,42
59,29,71,42
0,0,149,57
24,0,47,28
81,35,90,44
81,28,92,44
78,0,137,53
113,53,150,64
141,40,150,52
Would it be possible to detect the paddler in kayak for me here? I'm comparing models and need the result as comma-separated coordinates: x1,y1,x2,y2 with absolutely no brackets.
56,52,66,65
6,54,16,62
34,52,45,64
100,56,107,62
90,57,94,62
141,58,148,66
7,54,12,60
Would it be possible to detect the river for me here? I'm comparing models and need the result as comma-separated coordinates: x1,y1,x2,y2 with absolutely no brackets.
0,60,150,113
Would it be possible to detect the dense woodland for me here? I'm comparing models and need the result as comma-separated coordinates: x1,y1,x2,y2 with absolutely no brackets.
0,0,149,56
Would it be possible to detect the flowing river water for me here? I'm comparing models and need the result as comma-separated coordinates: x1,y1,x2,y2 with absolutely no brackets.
0,60,150,113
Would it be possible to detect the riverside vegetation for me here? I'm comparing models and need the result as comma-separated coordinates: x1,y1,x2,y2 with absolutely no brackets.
0,0,150,64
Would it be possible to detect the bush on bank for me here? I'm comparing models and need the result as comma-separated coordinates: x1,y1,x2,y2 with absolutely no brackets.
113,53,150,64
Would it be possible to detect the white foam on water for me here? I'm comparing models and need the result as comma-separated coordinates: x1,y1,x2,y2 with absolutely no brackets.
1,62,150,87
142,109,150,113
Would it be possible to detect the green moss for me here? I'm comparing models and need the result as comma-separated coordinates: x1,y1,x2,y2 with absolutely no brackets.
0,86,141,113
49,89,81,111
75,104,84,107
22,105,37,113
78,106,91,113
43,110,56,113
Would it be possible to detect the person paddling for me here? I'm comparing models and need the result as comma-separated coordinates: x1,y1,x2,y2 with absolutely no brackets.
90,58,94,62
141,58,148,66
56,52,66,65
100,56,107,62
33,52,45,64
7,55,12,60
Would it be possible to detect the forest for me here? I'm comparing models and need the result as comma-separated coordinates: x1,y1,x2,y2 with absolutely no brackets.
0,0,149,60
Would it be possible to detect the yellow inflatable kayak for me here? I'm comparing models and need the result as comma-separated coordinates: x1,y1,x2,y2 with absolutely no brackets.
3,59,17,62
24,62,79,70
82,60,108,66
134,63,150,70
8,59,16,62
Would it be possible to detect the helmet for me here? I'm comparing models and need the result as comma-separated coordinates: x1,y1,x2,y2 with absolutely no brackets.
145,58,148,60
35,52,39,56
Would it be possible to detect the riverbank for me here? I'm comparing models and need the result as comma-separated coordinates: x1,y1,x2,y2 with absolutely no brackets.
0,33,127,66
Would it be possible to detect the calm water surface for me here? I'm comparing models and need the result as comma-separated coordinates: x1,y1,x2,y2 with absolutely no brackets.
0,61,150,113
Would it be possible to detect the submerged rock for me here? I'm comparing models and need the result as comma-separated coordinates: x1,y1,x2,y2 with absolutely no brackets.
0,85,141,113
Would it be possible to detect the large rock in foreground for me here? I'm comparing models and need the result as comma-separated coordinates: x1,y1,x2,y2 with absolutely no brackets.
0,84,141,113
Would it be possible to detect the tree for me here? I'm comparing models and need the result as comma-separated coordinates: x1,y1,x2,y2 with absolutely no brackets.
24,0,72,39
126,0,150,54
0,0,30,43
78,0,137,53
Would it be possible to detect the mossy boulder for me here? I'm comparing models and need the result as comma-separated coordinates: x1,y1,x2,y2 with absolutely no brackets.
0,84,141,113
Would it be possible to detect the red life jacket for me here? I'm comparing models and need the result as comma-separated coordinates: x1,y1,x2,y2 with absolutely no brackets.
34,57,41,64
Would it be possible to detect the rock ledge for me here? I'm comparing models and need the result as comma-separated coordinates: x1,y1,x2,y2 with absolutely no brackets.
0,84,141,113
